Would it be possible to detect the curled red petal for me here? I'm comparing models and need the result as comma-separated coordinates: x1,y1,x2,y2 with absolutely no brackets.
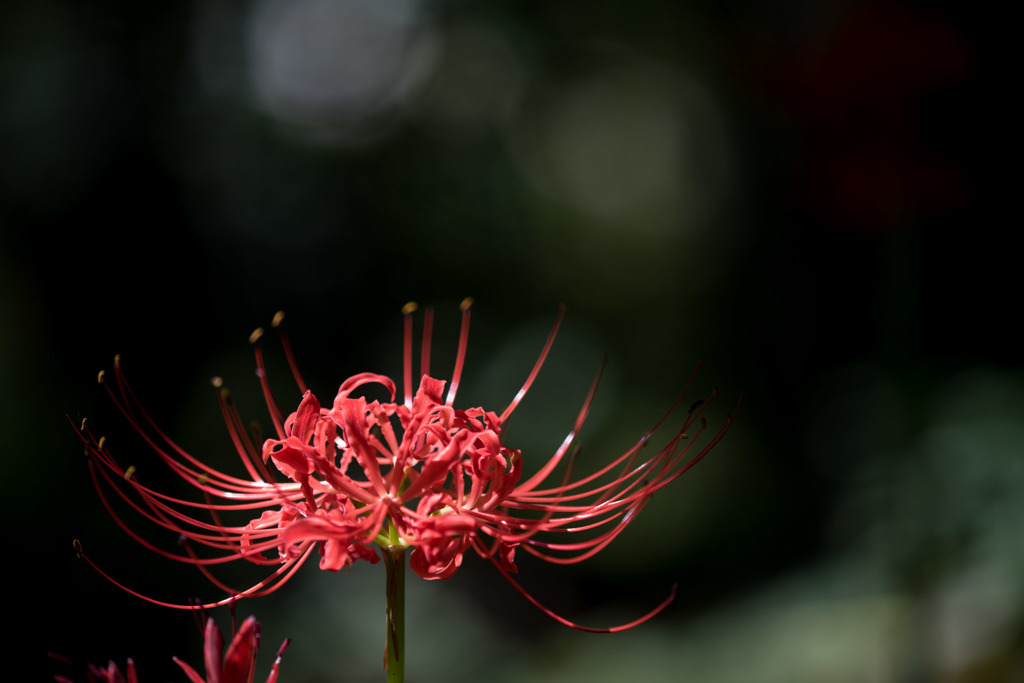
334,372,396,405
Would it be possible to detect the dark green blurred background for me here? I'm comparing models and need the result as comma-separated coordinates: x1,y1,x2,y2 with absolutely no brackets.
3,0,1018,681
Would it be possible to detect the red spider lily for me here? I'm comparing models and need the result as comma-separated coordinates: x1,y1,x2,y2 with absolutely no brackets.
51,615,288,683
75,300,736,631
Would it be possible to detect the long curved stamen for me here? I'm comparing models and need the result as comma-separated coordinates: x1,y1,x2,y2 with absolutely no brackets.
516,366,710,501
515,499,651,565
515,354,606,494
77,412,299,506
99,369,285,493
420,306,433,381
444,297,474,406
471,536,679,633
85,456,293,564
212,377,278,485
272,311,309,395
249,328,287,439
499,303,566,424
402,302,418,408
74,539,315,610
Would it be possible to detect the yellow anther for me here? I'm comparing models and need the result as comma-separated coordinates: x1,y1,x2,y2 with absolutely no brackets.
97,436,106,450
73,539,84,558
249,327,265,344
80,417,88,430
113,354,121,365
459,297,474,311
97,369,105,384
124,465,136,480
402,302,418,315
272,311,285,328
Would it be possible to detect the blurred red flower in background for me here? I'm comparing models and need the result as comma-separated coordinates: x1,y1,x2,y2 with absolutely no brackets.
747,0,974,231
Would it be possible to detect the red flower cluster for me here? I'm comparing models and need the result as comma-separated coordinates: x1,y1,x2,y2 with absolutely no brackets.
52,615,288,683
53,657,139,683
175,616,288,683
76,300,735,630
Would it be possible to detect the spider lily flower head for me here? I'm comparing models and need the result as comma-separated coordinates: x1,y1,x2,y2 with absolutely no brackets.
75,299,737,631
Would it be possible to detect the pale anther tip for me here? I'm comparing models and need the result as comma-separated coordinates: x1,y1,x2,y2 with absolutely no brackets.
73,539,84,557
402,302,418,315
124,465,136,480
249,327,265,344
113,353,121,365
211,376,224,388
459,296,474,311
272,311,285,328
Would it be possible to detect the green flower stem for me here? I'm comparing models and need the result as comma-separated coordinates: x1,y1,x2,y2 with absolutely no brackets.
383,543,406,683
